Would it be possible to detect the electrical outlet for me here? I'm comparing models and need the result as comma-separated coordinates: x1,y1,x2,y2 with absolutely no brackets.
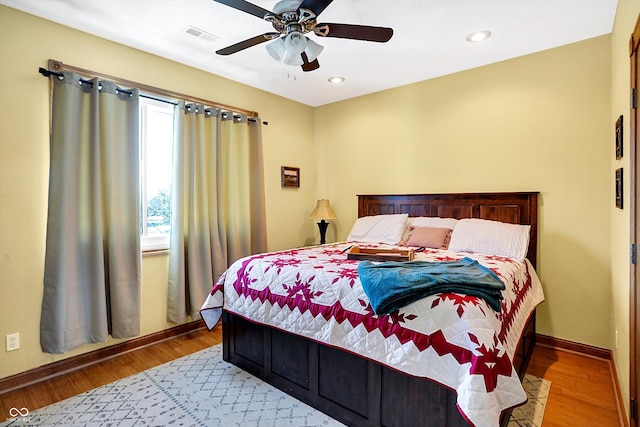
6,333,19,351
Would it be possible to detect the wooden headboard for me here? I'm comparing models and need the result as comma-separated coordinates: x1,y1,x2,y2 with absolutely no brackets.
357,192,539,267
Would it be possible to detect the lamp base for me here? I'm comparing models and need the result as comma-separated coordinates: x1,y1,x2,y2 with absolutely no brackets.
317,219,329,245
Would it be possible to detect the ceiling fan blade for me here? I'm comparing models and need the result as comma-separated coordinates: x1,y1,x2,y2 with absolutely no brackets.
301,52,320,72
216,33,280,55
315,23,393,42
299,0,334,16
212,0,272,19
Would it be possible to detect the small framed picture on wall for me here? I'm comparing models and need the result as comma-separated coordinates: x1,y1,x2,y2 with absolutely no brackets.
616,167,623,209
281,166,300,188
615,115,623,160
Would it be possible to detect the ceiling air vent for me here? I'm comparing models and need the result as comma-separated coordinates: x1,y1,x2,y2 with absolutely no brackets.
185,26,219,42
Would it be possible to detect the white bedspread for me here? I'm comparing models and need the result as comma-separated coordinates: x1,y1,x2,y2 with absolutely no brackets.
200,242,545,427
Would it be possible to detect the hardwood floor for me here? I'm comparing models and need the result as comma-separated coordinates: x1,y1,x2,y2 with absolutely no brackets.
0,327,622,426
527,344,621,426
0,324,221,420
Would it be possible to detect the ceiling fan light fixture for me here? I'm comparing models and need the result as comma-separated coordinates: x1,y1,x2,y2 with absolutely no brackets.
276,31,307,66
266,37,286,61
466,30,491,42
304,38,324,62
267,33,322,66
284,31,307,56
282,51,304,66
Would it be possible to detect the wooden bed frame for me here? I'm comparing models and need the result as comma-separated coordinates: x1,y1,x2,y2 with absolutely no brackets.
223,192,539,427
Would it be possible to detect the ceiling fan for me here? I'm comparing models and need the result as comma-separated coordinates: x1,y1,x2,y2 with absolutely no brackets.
213,0,394,72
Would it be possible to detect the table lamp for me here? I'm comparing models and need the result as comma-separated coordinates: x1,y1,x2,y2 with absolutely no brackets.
310,199,336,244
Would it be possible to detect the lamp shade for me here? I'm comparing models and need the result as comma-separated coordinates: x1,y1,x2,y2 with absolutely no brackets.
282,49,304,66
266,37,286,61
280,32,306,65
304,38,324,62
310,199,336,220
285,32,307,55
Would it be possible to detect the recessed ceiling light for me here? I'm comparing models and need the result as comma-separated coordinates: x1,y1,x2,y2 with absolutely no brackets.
466,30,491,42
328,76,345,84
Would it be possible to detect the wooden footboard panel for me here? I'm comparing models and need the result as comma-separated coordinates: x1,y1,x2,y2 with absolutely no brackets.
512,310,537,380
223,310,535,427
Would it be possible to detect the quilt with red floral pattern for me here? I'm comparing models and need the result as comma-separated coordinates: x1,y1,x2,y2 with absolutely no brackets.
200,242,545,427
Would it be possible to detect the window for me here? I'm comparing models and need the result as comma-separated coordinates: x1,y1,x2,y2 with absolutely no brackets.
140,97,175,251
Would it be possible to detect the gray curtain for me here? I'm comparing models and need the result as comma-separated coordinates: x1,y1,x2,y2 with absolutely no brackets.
167,103,267,324
41,72,141,354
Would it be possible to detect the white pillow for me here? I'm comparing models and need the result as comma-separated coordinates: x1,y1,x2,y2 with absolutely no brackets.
448,218,531,260
408,217,459,230
347,214,409,245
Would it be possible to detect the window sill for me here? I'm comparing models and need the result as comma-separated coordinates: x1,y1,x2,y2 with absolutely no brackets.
142,248,169,257
142,235,169,255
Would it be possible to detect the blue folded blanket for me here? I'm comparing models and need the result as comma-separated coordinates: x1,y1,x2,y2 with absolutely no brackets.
357,257,505,315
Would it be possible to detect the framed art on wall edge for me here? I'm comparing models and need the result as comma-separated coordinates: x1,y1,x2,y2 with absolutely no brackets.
616,167,623,209
616,115,623,160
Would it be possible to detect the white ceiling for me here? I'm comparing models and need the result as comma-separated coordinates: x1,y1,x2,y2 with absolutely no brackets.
1,0,618,107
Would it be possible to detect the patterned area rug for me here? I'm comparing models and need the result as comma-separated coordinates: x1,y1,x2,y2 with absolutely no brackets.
509,374,552,427
1,345,550,427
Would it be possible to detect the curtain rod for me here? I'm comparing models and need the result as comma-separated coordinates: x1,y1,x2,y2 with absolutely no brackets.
41,59,260,118
39,67,136,97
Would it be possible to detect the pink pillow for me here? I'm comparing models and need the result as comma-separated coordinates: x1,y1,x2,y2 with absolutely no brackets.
405,227,452,249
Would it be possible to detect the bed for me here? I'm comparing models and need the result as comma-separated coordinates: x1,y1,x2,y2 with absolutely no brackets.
200,192,543,427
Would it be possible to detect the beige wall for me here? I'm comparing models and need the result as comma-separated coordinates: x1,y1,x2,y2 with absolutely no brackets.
0,5,316,379
0,5,633,415
315,36,613,347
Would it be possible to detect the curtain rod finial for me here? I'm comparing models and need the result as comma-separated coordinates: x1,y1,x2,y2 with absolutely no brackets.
39,67,64,79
